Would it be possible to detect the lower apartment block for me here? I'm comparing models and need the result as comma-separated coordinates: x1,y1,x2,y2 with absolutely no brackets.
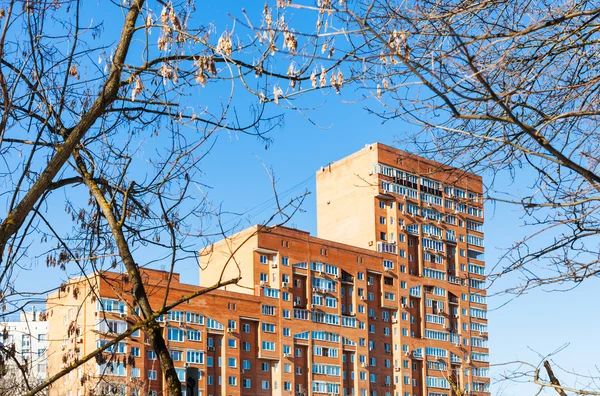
47,225,489,396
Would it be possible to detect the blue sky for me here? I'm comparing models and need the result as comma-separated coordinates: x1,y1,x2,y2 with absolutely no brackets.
8,1,599,394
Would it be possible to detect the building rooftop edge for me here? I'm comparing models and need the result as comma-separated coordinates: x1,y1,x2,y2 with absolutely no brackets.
317,142,483,181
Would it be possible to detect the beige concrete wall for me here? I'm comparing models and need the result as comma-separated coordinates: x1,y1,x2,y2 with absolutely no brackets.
316,144,379,249
199,226,259,295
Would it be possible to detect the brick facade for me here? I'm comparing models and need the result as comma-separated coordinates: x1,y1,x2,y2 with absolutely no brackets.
47,143,489,396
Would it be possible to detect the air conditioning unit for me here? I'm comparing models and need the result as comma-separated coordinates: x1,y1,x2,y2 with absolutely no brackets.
317,271,322,276
184,362,190,368
385,350,391,355
360,296,365,301
271,263,278,268
401,210,406,215
241,369,246,374
284,353,290,358
120,313,127,318
404,351,410,357
400,225,406,230
438,308,444,313
311,304,317,310
384,267,389,272
312,287,318,293
207,346,215,351
454,314,459,319
479,331,484,336
260,281,266,286
76,337,83,344
368,241,374,246
361,362,368,368
350,312,356,317
383,318,388,322
395,367,401,372
178,320,184,327
282,281,288,288
392,318,398,323
227,328,233,333
401,303,407,309
334,274,339,280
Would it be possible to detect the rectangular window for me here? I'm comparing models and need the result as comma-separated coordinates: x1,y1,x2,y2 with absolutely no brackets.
186,350,204,364
167,327,184,342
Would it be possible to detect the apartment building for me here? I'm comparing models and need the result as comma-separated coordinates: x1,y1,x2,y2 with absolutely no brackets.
0,309,49,389
46,143,489,396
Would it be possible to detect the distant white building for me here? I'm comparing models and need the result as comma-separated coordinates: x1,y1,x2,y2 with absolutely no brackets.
0,308,48,380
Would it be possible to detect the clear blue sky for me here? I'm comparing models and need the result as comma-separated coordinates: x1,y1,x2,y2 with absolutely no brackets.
10,2,599,394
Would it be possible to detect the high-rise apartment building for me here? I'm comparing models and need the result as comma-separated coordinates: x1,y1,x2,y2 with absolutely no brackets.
46,143,489,396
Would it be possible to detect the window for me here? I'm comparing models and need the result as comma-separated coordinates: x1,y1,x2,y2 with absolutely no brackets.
148,370,157,380
242,323,251,333
187,329,201,341
262,323,276,333
167,327,184,342
262,305,275,316
228,357,237,367
228,319,236,329
130,347,140,357
170,350,183,361
262,380,270,390
282,256,289,266
260,255,268,264
148,351,157,360
243,342,251,351
228,338,237,348
187,350,204,364
357,272,364,281
228,376,237,386
262,362,270,371
262,341,275,351
186,312,204,324
243,379,251,389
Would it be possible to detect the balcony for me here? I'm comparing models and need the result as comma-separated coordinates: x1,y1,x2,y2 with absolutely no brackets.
448,275,460,285
449,333,460,345
377,242,397,254
293,309,309,321
340,271,354,284
292,262,308,269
